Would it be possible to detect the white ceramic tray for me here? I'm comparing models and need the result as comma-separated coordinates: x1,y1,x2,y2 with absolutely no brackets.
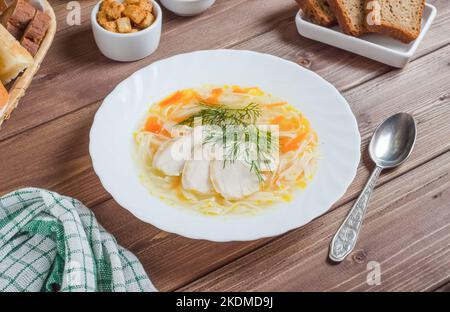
295,3,437,68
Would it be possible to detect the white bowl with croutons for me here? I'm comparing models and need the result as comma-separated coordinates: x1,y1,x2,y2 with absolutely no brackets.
160,0,215,17
91,0,162,62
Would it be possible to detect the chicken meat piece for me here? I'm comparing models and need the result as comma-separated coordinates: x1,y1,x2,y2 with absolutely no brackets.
182,159,213,194
152,135,192,176
181,141,216,194
210,160,260,200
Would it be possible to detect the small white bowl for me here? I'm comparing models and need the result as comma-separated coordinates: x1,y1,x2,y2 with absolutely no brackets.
160,0,215,16
295,3,436,68
91,0,162,62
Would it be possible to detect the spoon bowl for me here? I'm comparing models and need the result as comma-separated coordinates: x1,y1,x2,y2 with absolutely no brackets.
369,113,417,169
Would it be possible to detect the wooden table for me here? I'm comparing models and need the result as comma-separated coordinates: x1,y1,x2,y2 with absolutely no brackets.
1,0,449,292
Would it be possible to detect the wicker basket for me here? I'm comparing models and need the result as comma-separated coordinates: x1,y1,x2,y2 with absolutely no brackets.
0,0,56,127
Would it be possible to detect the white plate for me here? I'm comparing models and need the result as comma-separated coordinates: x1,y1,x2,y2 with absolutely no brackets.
89,50,361,242
295,4,437,68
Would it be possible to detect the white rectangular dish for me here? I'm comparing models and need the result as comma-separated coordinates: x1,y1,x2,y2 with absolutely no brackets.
295,3,437,68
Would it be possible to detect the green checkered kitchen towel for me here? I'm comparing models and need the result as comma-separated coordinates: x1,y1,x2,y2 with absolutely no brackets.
0,188,156,292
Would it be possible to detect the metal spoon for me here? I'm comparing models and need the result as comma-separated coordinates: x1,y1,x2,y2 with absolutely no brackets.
329,113,417,262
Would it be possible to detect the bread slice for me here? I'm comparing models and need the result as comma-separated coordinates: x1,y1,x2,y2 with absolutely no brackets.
20,36,39,56
1,0,36,30
5,21,22,39
0,0,8,14
0,24,34,85
327,0,366,36
296,0,337,27
364,0,424,43
22,10,51,45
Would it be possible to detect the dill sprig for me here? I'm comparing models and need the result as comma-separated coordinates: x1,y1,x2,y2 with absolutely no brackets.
203,124,278,183
179,102,261,127
178,102,277,183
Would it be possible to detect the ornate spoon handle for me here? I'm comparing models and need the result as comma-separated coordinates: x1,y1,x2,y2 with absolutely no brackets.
329,166,383,262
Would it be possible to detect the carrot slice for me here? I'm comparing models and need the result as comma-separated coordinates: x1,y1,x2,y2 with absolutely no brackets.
181,89,200,105
143,116,170,136
232,86,247,93
280,132,308,153
144,116,162,132
271,115,299,131
231,86,262,95
159,91,185,107
204,88,223,105
264,102,287,108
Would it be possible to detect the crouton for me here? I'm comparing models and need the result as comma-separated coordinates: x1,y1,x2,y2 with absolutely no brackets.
122,5,146,24
97,11,109,26
138,0,153,13
100,0,113,11
97,10,114,31
104,20,118,32
104,1,124,20
137,12,154,29
116,17,132,33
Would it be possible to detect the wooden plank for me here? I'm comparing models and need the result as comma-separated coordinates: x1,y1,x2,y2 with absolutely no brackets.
0,45,448,291
182,151,450,291
330,45,450,207
0,102,109,206
434,282,450,292
0,13,448,291
1,0,449,141
91,199,276,291
0,0,294,140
